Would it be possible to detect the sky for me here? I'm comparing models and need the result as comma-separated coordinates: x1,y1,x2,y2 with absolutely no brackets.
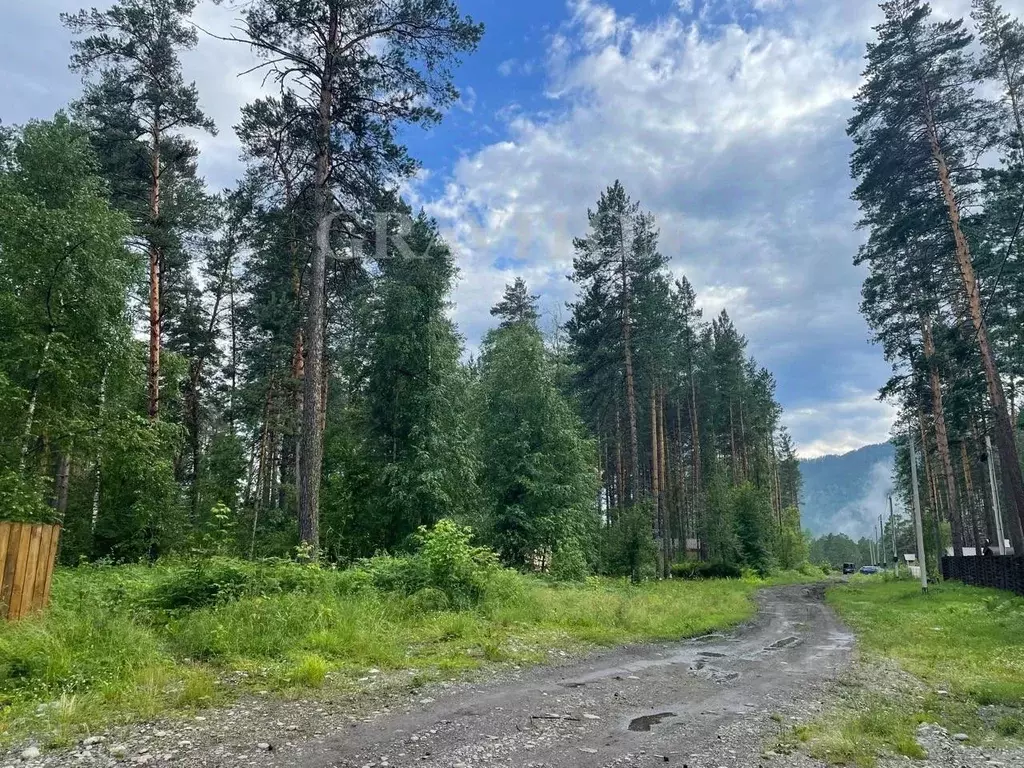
5,0,1021,459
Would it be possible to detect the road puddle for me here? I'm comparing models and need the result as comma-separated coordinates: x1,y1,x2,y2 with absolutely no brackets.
627,712,675,732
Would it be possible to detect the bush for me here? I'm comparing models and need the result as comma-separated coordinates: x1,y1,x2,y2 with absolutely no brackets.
355,519,502,609
360,554,429,596
670,561,743,580
550,541,589,582
146,558,330,610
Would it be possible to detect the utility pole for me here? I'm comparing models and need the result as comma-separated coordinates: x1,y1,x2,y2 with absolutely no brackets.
986,435,1006,555
909,432,928,591
878,514,884,567
888,494,898,575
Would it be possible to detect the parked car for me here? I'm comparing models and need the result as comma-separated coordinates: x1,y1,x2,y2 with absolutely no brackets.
842,563,856,575
859,565,881,575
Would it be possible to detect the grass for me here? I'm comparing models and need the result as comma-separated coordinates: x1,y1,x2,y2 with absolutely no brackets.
0,559,817,746
794,577,1024,767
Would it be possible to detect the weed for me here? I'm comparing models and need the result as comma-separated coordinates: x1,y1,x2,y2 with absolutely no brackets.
288,655,329,689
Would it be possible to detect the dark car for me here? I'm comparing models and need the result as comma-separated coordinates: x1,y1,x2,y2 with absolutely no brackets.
842,563,856,575
859,565,881,575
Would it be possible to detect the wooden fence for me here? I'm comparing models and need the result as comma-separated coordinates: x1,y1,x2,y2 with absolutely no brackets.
0,522,61,620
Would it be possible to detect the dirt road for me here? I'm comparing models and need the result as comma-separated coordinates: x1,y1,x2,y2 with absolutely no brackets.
274,584,854,768
11,584,857,768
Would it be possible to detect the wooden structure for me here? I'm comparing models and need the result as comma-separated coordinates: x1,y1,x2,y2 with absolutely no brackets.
0,522,61,620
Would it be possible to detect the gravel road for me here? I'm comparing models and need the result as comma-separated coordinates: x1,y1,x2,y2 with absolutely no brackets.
275,583,854,768
12,583,1019,768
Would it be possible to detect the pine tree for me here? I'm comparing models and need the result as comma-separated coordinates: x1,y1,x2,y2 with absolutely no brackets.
850,0,1024,550
64,0,216,422
224,0,483,556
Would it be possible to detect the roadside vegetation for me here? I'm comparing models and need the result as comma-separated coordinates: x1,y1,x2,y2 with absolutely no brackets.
0,521,823,747
791,578,1024,767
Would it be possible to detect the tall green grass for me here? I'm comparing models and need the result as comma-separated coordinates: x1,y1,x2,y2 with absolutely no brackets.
0,559,813,746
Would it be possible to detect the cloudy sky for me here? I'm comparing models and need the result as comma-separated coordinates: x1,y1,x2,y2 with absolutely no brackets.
5,0,1018,458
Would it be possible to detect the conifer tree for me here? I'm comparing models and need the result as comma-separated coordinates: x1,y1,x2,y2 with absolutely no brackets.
64,0,216,422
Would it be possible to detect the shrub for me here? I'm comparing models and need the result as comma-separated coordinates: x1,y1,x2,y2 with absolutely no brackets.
670,560,701,579
146,558,331,611
417,519,500,607
670,561,743,580
360,554,428,596
355,520,503,609
407,587,451,613
550,541,589,582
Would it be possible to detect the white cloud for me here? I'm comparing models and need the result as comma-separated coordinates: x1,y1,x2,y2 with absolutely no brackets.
425,0,879,455
787,391,899,459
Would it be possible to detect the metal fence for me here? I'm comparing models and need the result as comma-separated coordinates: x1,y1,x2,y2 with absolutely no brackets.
941,555,1024,596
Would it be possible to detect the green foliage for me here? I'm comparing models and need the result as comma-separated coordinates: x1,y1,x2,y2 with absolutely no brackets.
0,470,54,523
475,312,600,568
731,482,776,573
288,654,329,689
670,560,743,580
550,540,589,582
775,506,808,571
146,558,330,611
601,504,659,582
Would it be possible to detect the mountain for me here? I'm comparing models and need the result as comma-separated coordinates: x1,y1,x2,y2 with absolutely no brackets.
799,443,895,538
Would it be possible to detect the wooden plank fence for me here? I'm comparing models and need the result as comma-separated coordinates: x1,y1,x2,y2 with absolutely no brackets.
0,522,61,620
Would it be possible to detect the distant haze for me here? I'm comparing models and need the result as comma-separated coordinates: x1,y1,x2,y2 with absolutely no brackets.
799,443,896,538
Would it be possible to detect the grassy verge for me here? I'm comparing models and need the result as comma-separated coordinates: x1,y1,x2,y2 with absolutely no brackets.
794,577,1024,767
0,560,817,747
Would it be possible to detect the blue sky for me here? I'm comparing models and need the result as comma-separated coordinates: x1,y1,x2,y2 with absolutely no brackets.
5,0,1017,457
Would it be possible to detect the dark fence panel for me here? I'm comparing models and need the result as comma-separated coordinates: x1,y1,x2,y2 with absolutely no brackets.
941,556,1024,596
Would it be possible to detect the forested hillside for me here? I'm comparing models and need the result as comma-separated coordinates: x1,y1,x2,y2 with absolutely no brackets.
0,0,805,580
800,443,895,536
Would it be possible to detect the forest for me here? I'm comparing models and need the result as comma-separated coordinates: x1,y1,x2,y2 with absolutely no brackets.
0,0,805,581
850,0,1024,564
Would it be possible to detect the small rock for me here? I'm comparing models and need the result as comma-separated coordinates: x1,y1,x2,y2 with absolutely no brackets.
579,747,598,754
256,743,272,751
110,744,128,759
20,746,40,760
582,713,601,720
953,733,969,742
83,736,105,746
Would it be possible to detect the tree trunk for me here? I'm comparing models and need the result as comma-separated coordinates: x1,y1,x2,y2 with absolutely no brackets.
729,401,738,485
918,409,946,570
54,452,71,520
961,440,983,551
147,122,162,422
620,234,639,505
690,368,705,560
650,386,662,574
921,316,966,554
20,334,51,472
298,4,339,558
615,405,624,520
659,388,670,573
925,106,1024,552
